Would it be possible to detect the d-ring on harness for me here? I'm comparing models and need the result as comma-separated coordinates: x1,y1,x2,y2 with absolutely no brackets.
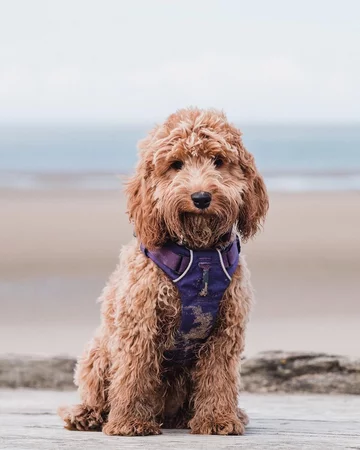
141,236,241,364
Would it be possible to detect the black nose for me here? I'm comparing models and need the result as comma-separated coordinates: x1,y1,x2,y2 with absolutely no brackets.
191,191,212,209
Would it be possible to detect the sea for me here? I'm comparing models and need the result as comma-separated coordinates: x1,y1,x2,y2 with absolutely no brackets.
1,123,360,192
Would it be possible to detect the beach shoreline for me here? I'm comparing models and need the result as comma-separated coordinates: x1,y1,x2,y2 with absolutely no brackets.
2,169,360,192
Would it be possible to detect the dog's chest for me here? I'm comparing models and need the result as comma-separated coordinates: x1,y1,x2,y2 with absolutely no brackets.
141,238,240,364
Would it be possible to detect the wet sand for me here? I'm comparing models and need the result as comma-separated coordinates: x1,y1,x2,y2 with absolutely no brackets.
1,189,360,357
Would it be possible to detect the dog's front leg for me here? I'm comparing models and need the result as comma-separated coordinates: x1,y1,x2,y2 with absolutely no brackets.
102,317,163,436
102,334,163,436
102,262,165,436
189,265,251,435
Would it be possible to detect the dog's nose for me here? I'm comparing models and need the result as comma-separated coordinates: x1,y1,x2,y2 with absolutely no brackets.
191,191,212,209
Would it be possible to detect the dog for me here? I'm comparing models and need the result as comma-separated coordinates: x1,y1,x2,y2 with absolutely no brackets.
58,107,268,436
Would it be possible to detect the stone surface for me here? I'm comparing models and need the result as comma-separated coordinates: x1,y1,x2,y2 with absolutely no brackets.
1,351,360,394
241,351,360,394
0,355,76,389
1,389,360,449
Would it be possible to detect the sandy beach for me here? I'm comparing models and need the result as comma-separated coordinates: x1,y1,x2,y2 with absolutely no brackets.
1,188,359,358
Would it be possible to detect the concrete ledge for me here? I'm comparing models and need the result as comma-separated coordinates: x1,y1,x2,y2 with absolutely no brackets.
1,351,360,393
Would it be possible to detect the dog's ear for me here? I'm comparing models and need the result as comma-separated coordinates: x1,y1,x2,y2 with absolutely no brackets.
126,154,167,250
232,132,269,241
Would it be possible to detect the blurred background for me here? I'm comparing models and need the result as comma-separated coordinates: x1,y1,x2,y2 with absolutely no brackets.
1,0,359,358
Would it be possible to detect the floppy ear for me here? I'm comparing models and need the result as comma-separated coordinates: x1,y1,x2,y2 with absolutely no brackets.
126,158,167,250
236,141,269,241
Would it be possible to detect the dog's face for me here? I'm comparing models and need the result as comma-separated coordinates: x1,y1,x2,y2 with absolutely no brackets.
127,108,268,249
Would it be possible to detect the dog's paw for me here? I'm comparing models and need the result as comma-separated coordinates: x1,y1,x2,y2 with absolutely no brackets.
189,414,245,435
57,404,104,431
103,419,161,436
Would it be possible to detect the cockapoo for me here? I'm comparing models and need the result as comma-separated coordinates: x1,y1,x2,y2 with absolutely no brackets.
58,107,268,436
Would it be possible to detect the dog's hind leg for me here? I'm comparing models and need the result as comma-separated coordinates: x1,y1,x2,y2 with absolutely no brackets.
57,403,105,431
58,334,110,431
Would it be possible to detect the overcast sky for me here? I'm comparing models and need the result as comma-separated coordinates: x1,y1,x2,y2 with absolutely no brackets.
0,0,359,123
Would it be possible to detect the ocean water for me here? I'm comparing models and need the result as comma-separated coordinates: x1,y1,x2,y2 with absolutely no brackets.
1,123,360,191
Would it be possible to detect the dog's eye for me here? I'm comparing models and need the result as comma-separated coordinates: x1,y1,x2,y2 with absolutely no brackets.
213,157,224,168
170,160,183,171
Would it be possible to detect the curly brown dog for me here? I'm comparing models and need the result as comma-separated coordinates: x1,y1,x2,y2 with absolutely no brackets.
58,107,268,436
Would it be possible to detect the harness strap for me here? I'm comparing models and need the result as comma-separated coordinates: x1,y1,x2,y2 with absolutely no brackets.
141,237,240,275
222,238,241,268
141,245,190,274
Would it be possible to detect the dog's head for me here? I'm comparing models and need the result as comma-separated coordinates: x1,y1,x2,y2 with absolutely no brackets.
127,108,268,249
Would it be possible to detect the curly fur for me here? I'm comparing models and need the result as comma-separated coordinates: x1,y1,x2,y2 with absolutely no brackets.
58,107,268,436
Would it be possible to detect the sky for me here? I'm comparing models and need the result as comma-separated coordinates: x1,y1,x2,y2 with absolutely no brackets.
0,0,359,123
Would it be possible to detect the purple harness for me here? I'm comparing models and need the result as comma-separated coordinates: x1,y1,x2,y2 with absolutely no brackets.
141,237,240,364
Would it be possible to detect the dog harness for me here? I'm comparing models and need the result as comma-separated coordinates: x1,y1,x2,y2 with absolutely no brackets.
141,237,240,364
